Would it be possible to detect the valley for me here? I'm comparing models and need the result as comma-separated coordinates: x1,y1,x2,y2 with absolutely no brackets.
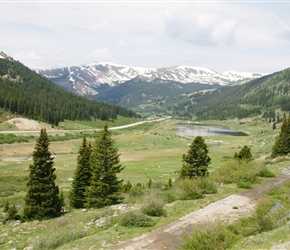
1,55,290,249
1,116,290,249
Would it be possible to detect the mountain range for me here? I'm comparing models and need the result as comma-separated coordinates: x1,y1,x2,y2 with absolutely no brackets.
37,62,265,97
1,52,290,122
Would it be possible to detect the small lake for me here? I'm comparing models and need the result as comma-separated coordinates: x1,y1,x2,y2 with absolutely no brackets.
173,123,248,137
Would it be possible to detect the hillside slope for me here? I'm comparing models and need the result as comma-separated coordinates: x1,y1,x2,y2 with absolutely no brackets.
0,57,140,125
168,68,290,120
93,77,221,108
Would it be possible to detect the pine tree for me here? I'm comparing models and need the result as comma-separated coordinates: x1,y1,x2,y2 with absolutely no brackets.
85,125,124,208
180,136,211,179
271,115,290,157
23,128,63,221
234,145,254,162
69,137,92,208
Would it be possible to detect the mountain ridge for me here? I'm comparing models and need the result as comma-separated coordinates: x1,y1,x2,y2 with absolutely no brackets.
0,57,140,125
37,62,266,96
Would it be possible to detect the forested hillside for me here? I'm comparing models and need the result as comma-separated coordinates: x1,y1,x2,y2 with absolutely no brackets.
93,77,220,108
174,68,290,120
0,58,140,125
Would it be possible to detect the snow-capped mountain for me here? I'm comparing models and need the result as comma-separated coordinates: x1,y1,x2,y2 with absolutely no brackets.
37,62,264,96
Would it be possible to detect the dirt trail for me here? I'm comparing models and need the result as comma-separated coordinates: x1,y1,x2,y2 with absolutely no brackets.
109,168,290,250
0,117,168,135
5,118,54,131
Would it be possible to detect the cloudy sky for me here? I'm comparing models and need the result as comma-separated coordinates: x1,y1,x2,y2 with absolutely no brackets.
1,1,290,73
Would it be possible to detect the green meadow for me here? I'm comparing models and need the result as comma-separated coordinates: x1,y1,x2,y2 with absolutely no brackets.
0,116,289,249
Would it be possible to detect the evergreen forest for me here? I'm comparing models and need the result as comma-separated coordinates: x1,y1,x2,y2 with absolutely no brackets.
178,68,290,120
0,58,140,125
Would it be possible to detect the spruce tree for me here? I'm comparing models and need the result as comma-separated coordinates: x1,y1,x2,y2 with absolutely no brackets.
69,137,92,208
234,145,254,162
180,136,211,179
85,125,124,208
271,115,290,157
23,128,63,221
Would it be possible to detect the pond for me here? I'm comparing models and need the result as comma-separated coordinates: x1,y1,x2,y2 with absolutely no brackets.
173,123,248,137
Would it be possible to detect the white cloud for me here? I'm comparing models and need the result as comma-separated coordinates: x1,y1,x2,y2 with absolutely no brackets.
212,20,236,46
88,48,115,63
1,2,290,72
163,3,237,46
90,21,110,35
118,40,128,46
163,3,290,48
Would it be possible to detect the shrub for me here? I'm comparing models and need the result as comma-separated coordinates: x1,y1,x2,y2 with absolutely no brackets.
168,178,172,188
141,193,166,217
258,169,275,178
196,177,217,194
147,178,152,188
165,191,177,203
180,221,239,250
237,181,253,189
3,201,20,222
33,219,88,249
267,186,285,196
229,201,276,236
214,160,263,185
119,211,156,227
175,178,204,200
256,204,274,233
122,180,133,193
35,230,87,249
129,183,144,197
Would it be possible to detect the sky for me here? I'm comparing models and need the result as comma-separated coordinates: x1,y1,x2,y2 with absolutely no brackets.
1,1,290,74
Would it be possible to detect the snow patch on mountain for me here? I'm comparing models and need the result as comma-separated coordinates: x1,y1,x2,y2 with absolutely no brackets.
36,62,266,96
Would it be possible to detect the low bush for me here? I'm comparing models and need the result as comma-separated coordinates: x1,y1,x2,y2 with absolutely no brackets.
119,211,156,227
237,181,253,189
33,219,88,249
2,201,20,223
141,192,166,217
122,180,133,193
196,177,217,194
258,168,275,178
229,201,276,236
165,191,177,203
214,159,263,185
174,178,204,200
129,183,144,197
180,221,239,250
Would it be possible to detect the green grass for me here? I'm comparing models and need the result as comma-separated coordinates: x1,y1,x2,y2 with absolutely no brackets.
0,116,287,249
57,115,141,130
0,122,17,131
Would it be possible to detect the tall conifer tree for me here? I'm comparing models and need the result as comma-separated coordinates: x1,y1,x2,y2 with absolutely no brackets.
271,115,290,157
180,136,211,178
69,137,92,208
85,125,124,208
23,128,63,220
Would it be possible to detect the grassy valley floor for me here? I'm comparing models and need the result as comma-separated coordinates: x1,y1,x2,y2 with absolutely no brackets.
1,116,289,249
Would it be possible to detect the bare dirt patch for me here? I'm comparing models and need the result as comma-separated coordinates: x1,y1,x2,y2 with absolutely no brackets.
5,118,54,131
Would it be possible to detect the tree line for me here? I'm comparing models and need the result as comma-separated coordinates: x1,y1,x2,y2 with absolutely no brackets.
0,58,140,125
